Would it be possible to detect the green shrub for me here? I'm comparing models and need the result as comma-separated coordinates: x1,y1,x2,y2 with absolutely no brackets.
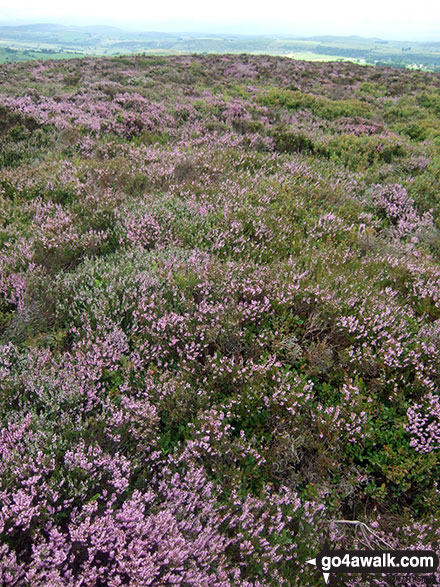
272,125,316,154
258,88,373,120
417,91,440,115
321,134,408,171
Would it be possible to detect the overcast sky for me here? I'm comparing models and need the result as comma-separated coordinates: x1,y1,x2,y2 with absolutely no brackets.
1,0,439,41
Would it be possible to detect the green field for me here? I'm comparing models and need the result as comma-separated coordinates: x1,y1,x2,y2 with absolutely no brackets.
0,45,83,63
285,51,366,64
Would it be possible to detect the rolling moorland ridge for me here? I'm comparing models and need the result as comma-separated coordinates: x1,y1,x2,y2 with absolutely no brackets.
1,53,440,585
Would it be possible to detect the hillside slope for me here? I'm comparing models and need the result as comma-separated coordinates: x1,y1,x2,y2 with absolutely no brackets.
1,54,440,585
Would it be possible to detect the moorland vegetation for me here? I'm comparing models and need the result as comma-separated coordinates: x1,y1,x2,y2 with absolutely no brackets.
1,54,440,585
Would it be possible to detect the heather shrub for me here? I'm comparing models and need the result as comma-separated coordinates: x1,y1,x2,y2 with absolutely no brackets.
369,183,434,239
0,105,39,136
1,54,440,585
272,124,316,153
417,91,440,115
321,134,408,170
54,247,161,331
0,272,56,345
0,124,54,170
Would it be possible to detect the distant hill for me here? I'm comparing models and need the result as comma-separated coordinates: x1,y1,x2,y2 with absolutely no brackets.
0,23,123,35
0,23,439,70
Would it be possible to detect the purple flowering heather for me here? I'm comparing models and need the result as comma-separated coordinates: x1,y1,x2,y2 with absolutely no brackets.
0,54,440,585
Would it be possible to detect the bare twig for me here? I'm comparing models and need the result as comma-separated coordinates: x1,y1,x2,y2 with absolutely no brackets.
323,519,394,549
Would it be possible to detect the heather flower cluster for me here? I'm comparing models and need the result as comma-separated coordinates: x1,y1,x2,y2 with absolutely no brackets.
1,54,440,585
370,183,434,239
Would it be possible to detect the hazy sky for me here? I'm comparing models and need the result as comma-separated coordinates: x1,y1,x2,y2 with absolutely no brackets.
1,0,440,40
